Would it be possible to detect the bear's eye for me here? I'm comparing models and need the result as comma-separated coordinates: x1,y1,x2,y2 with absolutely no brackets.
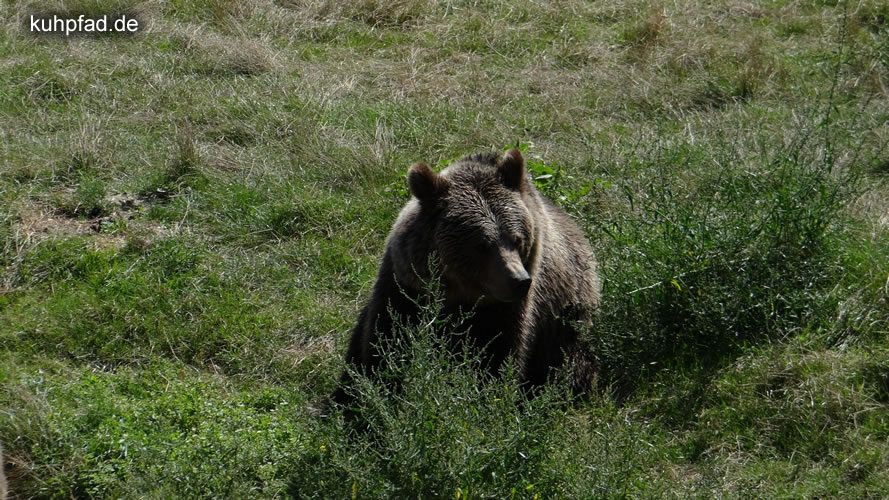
511,234,524,248
473,238,493,253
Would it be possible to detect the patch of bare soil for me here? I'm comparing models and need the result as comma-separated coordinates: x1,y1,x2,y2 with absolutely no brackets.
13,191,170,251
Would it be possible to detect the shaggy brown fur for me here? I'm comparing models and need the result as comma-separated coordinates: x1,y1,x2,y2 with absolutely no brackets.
333,149,600,405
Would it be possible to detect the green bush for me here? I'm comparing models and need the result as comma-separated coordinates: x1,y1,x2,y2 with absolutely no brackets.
586,124,861,399
291,289,665,498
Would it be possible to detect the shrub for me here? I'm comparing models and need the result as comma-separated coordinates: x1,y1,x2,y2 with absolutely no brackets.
585,117,862,406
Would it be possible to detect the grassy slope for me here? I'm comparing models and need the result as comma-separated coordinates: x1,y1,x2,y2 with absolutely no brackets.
1,0,888,497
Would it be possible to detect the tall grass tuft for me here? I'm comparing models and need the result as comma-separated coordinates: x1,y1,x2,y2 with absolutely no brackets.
585,112,869,411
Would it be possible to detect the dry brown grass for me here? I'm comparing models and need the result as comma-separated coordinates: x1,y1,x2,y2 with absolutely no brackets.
170,23,279,76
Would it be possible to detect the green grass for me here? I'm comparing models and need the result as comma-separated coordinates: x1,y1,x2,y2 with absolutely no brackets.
1,0,888,497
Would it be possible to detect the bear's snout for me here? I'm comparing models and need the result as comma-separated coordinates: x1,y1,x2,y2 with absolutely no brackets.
508,269,532,296
483,255,532,303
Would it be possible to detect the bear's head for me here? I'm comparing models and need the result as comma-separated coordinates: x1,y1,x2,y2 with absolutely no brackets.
407,149,540,304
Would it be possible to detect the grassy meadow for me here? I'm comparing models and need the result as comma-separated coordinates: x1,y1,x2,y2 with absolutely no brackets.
1,0,888,496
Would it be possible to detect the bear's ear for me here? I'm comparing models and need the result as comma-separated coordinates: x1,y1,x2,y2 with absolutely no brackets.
499,148,526,191
408,162,449,201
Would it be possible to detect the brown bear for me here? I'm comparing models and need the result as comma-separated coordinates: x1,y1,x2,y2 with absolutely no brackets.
332,148,600,406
